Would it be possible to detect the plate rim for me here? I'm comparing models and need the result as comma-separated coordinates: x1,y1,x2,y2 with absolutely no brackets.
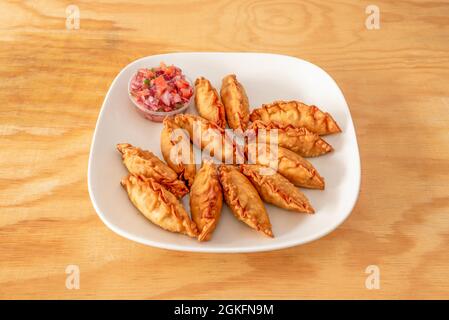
87,52,361,253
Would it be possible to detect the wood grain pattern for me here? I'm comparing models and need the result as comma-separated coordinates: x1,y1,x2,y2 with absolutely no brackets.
1,0,449,299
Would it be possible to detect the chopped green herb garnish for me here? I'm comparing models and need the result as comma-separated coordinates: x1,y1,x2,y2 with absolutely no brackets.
143,79,150,85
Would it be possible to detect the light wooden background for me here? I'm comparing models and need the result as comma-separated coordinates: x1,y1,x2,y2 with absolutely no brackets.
1,0,448,299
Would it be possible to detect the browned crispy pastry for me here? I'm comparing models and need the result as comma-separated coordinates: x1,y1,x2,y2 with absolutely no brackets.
240,164,314,213
248,120,332,157
160,117,196,187
117,143,189,198
194,77,226,128
121,175,198,237
190,161,223,241
174,114,243,164
220,74,250,131
250,100,341,135
246,143,325,189
218,165,273,237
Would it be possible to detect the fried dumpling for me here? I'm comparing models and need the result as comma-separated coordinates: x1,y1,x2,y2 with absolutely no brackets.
250,100,341,135
174,114,243,164
240,164,314,213
248,120,332,157
220,74,250,131
117,143,189,198
190,161,223,241
121,175,198,237
194,77,226,128
246,143,325,189
160,117,196,187
218,165,273,237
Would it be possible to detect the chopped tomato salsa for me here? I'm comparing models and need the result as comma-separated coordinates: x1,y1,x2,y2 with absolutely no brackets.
130,62,193,112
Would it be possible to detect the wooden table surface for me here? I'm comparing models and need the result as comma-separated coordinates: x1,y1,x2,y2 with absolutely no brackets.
1,0,448,299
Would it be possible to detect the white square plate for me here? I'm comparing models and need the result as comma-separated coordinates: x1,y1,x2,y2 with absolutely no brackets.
88,52,360,253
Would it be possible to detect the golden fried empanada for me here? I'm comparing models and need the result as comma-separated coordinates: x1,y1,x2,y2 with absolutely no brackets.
174,114,243,164
194,77,226,128
160,117,196,187
190,161,223,241
240,164,314,213
218,165,273,237
121,175,198,237
248,120,332,157
117,143,189,198
250,100,341,135
246,143,325,189
220,74,250,131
